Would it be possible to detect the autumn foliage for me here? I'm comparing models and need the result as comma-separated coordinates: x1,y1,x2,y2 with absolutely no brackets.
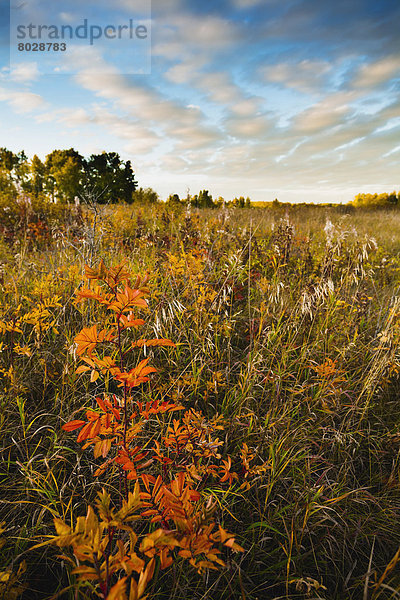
41,260,243,599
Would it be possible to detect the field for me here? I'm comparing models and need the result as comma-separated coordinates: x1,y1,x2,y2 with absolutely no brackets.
1,196,400,600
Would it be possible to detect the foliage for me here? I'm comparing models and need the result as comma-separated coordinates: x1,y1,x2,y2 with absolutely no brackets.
83,153,137,204
41,260,243,598
1,204,400,599
131,188,159,204
0,148,138,205
352,191,399,207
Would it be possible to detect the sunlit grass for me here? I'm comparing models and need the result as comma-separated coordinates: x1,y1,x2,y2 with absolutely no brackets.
0,199,400,598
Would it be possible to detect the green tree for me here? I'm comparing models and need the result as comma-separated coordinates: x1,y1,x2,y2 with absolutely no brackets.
0,148,16,194
0,148,29,193
45,148,84,203
190,190,215,208
84,152,137,204
0,147,17,172
30,154,46,198
132,187,159,204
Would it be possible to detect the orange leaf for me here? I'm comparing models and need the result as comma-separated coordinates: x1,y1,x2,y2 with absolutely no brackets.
77,420,97,443
119,315,145,329
90,369,99,382
95,396,108,412
75,325,99,357
105,576,127,600
62,420,85,431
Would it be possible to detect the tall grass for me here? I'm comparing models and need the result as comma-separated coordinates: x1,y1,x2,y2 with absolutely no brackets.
1,199,400,599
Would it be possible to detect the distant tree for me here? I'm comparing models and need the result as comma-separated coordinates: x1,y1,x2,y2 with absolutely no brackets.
190,190,215,208
166,193,182,206
45,148,84,202
0,147,29,192
132,187,159,204
352,192,399,207
14,150,30,190
0,148,16,194
83,152,137,204
30,154,46,198
230,196,251,208
0,147,17,172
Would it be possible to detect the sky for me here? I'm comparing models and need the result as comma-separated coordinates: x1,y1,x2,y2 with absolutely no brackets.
0,0,399,203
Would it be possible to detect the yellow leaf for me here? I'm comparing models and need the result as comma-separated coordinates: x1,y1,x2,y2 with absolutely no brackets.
106,577,128,600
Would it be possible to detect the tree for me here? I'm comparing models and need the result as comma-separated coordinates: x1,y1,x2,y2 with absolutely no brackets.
352,192,399,207
14,150,30,191
0,147,17,172
83,152,137,204
30,155,46,198
166,193,182,206
132,187,159,204
0,148,29,193
0,148,16,194
231,196,251,208
45,148,84,203
190,190,215,208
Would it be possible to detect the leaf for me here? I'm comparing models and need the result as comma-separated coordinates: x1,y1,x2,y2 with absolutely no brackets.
106,577,128,600
108,286,148,314
75,287,109,304
90,369,99,383
137,559,155,598
115,358,157,388
62,420,86,432
119,315,145,329
75,325,99,357
74,325,115,357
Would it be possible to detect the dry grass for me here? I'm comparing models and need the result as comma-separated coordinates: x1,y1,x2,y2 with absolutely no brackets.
0,197,400,599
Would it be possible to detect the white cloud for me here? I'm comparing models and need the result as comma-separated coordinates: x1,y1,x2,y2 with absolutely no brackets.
152,13,237,60
262,60,332,94
292,93,356,133
0,87,46,113
225,114,271,138
352,56,400,89
164,57,207,85
230,98,262,117
10,62,40,83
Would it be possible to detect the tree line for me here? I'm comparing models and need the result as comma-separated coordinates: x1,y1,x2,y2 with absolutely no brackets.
351,192,400,208
0,147,137,204
0,147,253,208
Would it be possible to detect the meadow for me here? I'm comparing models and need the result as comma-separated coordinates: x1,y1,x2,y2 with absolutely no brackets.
0,195,400,599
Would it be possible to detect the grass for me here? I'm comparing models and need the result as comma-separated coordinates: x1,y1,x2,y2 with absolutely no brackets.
0,196,400,599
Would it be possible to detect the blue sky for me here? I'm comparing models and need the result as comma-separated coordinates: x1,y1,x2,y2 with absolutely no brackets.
0,0,399,203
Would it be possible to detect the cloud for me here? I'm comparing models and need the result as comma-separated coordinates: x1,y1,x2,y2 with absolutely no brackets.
224,114,271,138
152,12,238,60
164,57,207,85
292,92,356,133
352,55,400,89
262,60,332,94
231,0,265,7
0,87,46,113
10,62,40,83
230,98,262,117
